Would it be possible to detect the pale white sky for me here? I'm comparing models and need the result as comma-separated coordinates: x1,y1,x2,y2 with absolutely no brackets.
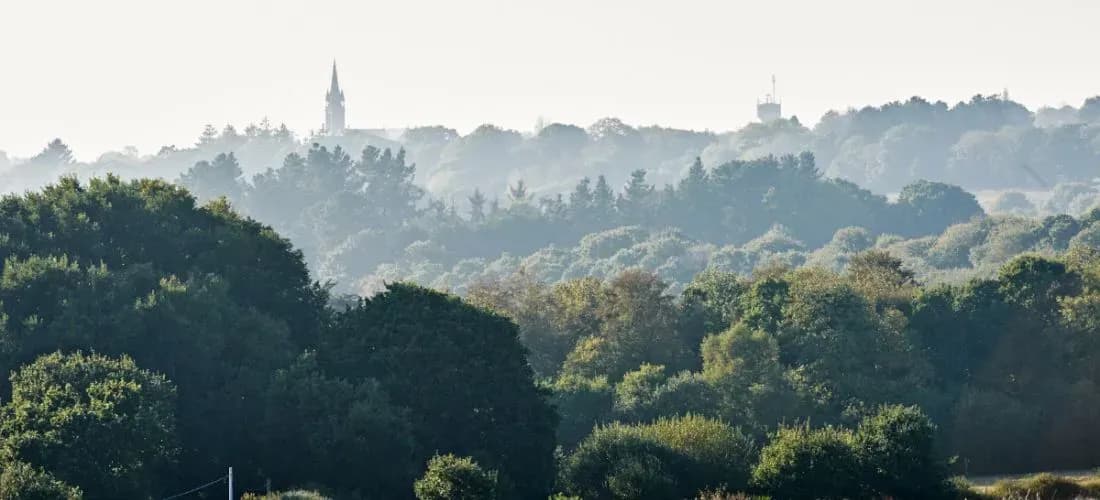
1,0,1098,160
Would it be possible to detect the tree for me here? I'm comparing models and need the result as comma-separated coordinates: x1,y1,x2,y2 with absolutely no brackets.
468,189,487,223
0,461,82,500
559,416,754,500
594,271,692,379
896,180,983,236
0,177,325,491
998,254,1080,317
852,405,952,499
319,284,557,499
751,425,860,500
592,175,616,224
569,177,595,221
178,152,244,202
701,324,796,432
413,455,499,500
0,352,177,499
197,124,219,145
259,353,416,498
617,169,655,224
558,425,683,500
360,146,423,228
1081,95,1100,123
28,139,74,167
508,179,530,205
613,363,669,420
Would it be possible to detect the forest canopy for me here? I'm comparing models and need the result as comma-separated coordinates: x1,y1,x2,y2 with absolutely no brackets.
1,94,1100,498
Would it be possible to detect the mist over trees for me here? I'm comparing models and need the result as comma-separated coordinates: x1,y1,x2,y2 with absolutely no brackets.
6,93,1100,200
3,91,1100,498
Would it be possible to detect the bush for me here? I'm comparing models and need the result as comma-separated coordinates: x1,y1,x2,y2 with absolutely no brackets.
414,454,499,500
0,461,82,500
641,415,756,493
557,425,681,500
852,405,952,499
752,406,954,499
751,425,860,500
558,416,755,500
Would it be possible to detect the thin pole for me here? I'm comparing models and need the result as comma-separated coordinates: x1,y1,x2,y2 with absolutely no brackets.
228,467,234,500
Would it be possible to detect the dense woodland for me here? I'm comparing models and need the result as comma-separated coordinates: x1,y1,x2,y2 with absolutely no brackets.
0,177,1099,499
9,94,1100,298
0,94,1100,499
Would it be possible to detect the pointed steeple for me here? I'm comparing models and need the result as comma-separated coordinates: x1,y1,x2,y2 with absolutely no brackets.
324,60,346,135
329,60,341,97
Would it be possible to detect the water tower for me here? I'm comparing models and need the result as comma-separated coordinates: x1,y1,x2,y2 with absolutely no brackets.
756,75,782,123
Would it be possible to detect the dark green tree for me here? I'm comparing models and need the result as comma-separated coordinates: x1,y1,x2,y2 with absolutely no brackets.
0,352,177,499
320,284,557,499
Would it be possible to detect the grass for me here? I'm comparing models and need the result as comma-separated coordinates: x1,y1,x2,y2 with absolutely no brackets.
966,472,1100,499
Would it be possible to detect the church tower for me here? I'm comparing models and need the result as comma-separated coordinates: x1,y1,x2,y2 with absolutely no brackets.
325,61,346,136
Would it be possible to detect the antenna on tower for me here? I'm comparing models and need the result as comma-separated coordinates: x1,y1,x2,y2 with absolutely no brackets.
756,74,782,123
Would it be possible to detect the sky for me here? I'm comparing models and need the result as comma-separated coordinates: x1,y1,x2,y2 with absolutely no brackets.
1,0,1098,161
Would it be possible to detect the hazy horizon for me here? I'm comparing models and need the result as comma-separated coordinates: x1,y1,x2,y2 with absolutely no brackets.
3,0,1099,161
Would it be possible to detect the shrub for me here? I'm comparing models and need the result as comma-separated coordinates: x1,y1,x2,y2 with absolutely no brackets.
558,416,755,500
557,425,681,500
751,425,860,499
641,415,756,492
852,405,952,499
752,406,954,499
414,455,499,500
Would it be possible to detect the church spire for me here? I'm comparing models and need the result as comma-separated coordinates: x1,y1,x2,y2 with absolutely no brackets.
329,60,341,96
325,60,346,136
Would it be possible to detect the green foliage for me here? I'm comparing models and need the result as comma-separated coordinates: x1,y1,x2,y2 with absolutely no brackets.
558,416,755,500
0,461,82,500
751,424,861,499
614,363,669,419
8,158,1100,498
413,455,499,500
550,374,614,448
851,405,952,499
320,283,557,499
0,352,176,499
259,353,416,499
897,180,984,235
997,254,1080,314
752,406,952,499
701,324,795,432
